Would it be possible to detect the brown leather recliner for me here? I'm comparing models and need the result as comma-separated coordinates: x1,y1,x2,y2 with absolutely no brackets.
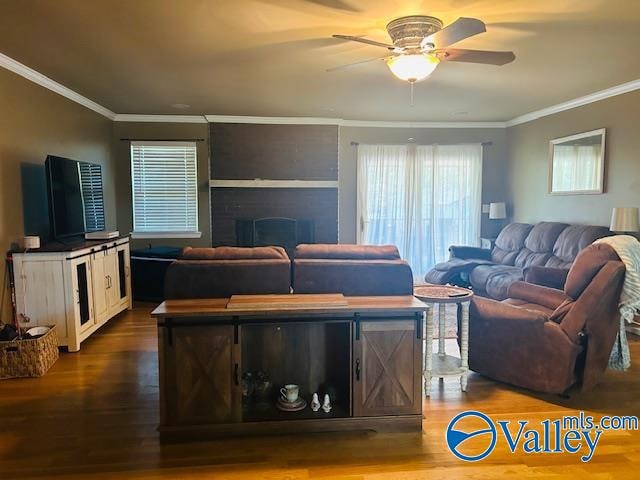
468,243,625,394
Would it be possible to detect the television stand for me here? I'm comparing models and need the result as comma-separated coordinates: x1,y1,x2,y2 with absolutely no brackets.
152,294,427,439
12,236,132,351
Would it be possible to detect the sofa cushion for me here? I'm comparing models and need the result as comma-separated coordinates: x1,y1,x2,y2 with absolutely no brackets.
164,259,292,299
491,223,533,265
546,225,613,268
424,258,495,285
514,222,568,268
470,264,523,299
485,266,525,300
293,259,413,296
294,244,400,260
180,246,289,260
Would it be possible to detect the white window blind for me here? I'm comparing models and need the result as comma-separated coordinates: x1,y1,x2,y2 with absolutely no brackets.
131,141,198,235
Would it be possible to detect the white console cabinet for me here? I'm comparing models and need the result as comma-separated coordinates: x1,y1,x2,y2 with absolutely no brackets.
13,237,132,351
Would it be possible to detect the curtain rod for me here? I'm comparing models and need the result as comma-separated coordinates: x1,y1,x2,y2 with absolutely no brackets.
119,138,206,142
351,141,493,146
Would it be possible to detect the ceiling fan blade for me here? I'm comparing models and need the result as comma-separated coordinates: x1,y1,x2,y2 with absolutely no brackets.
422,17,486,49
327,55,390,72
332,34,398,51
436,48,515,66
305,0,361,12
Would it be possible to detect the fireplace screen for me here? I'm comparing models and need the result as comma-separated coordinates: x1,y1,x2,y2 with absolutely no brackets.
236,217,315,256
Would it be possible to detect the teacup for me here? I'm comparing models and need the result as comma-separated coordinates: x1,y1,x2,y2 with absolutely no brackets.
280,384,299,403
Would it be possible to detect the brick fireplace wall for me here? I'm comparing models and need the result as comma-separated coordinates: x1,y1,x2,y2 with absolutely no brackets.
210,123,339,246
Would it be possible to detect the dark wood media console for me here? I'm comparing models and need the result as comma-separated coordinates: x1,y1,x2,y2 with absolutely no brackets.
152,295,428,439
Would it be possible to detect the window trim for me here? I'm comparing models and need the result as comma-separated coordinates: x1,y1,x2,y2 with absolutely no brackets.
130,140,200,238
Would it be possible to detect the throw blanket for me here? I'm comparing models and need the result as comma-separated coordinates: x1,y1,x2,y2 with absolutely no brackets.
594,235,640,370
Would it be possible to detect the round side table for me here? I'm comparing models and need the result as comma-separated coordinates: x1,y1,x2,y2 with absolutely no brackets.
414,284,474,397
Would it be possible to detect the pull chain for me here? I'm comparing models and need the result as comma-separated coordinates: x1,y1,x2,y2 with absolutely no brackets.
410,81,414,106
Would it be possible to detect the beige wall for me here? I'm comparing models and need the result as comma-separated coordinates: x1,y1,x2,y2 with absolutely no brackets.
112,122,211,249
338,126,509,243
0,68,116,320
507,90,640,226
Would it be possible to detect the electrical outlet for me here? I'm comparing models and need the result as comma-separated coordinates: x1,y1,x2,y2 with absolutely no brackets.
482,204,490,214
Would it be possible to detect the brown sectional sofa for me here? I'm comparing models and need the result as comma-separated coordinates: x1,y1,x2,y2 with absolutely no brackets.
468,243,625,394
425,222,612,299
164,244,414,299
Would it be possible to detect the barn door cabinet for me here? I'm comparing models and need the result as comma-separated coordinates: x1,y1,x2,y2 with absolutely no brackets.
154,297,426,439
352,319,423,417
12,237,132,351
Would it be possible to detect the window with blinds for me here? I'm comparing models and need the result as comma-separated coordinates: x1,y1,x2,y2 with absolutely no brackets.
79,162,105,232
130,141,198,236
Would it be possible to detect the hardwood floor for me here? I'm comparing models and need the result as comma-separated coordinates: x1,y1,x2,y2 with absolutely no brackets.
0,305,638,479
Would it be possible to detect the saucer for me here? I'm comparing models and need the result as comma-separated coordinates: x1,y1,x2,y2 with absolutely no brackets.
276,397,307,412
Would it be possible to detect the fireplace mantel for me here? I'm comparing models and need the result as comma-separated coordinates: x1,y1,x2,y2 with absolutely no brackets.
209,179,338,189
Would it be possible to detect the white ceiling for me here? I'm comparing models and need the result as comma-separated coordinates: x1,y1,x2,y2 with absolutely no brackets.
1,0,639,121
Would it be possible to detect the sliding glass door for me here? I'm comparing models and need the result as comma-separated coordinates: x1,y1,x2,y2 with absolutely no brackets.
357,143,482,278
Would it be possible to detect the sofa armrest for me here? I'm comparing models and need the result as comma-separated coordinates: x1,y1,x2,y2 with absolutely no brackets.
507,281,571,311
523,266,569,290
449,245,492,261
472,296,548,326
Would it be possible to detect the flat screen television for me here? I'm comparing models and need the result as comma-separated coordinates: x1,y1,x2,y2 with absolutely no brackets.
45,155,105,240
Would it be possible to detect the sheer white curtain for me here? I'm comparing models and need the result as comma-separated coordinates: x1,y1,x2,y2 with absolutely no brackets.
358,143,482,278
552,144,602,192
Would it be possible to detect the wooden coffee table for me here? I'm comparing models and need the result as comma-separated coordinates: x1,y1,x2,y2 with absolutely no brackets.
414,284,474,396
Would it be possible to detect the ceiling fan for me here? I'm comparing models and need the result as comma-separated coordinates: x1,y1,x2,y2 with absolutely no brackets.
331,15,515,83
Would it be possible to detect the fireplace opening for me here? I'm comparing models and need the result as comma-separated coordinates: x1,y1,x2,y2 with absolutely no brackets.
236,217,315,257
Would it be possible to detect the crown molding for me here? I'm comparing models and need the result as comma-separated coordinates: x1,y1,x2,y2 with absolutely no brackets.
205,115,505,128
0,52,116,120
339,119,506,128
113,114,208,123
506,78,640,127
205,115,343,125
2,52,638,128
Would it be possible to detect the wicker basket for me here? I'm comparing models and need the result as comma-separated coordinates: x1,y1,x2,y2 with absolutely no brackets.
0,325,59,379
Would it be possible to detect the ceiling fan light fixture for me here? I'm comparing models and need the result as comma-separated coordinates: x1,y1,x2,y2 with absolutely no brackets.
386,54,439,83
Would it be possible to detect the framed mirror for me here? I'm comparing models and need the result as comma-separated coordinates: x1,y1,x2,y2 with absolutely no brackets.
549,128,606,195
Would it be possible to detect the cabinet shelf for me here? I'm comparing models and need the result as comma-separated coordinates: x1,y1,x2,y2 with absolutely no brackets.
242,401,349,422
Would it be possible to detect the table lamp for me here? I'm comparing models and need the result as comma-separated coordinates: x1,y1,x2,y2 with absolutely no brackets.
610,207,639,233
489,202,507,220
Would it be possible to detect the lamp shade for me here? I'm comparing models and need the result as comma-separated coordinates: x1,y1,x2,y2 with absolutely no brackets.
386,54,439,83
610,207,639,232
489,202,507,220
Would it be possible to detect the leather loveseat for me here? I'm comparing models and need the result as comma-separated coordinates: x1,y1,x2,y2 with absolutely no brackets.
467,243,625,394
424,222,611,300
